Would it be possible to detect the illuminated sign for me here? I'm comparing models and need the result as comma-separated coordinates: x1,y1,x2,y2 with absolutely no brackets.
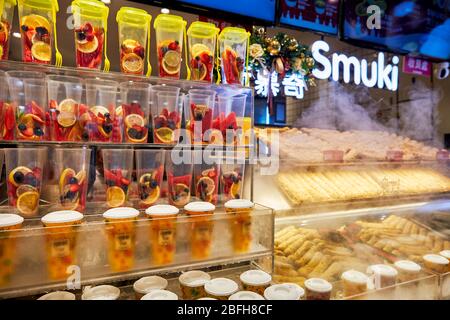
311,40,399,91
254,70,308,99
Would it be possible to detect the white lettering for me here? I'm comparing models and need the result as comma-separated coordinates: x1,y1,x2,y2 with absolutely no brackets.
361,59,378,87
367,5,381,30
312,40,332,80
332,53,361,84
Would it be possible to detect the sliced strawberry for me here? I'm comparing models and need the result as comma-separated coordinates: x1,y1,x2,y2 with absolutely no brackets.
225,112,237,130
5,105,15,131
162,108,169,119
31,101,45,120
168,41,178,51
212,117,220,130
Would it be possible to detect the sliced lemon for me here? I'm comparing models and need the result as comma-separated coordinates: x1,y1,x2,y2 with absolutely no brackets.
155,127,174,144
16,184,37,197
77,35,98,54
172,183,190,207
142,186,160,205
59,168,75,192
21,14,51,31
197,176,215,196
191,43,211,58
139,173,153,185
106,186,126,208
8,166,32,187
124,113,145,128
31,41,51,62
57,99,77,113
17,191,39,216
122,53,144,74
191,62,207,81
122,39,140,53
57,111,76,128
90,105,109,116
163,50,181,67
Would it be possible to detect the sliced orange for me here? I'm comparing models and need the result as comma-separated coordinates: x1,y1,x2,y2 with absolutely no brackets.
8,166,32,187
67,123,82,141
31,41,51,62
98,125,112,138
106,186,126,208
191,62,207,81
21,113,45,125
90,105,109,116
127,131,147,143
197,176,215,196
122,53,144,74
155,127,173,144
57,111,76,128
77,35,98,54
57,99,77,113
122,39,140,53
21,14,51,31
59,168,75,192
172,183,190,207
139,173,153,185
124,114,145,128
162,51,181,75
16,191,39,216
230,182,241,199
16,184,37,197
191,44,211,58
142,186,160,205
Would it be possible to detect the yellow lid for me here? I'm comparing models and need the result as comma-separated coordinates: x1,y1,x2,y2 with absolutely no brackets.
72,0,108,20
3,0,17,6
116,6,151,27
218,27,250,43
153,13,186,32
187,21,219,39
18,0,58,11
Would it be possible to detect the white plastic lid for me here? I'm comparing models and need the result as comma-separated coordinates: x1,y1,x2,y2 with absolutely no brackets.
184,201,215,212
38,291,76,300
133,276,168,294
341,270,369,284
440,250,450,260
394,260,422,273
141,290,178,300
264,283,305,300
204,278,238,297
304,278,332,293
103,207,139,220
41,210,83,225
179,270,211,287
367,264,398,277
145,205,179,217
0,214,24,228
197,297,217,300
240,270,272,286
81,285,120,300
224,199,254,209
229,291,265,300
423,254,449,265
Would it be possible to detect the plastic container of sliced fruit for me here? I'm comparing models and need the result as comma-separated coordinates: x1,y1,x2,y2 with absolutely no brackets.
218,27,250,85
17,0,59,64
0,0,16,60
187,21,219,82
154,14,186,79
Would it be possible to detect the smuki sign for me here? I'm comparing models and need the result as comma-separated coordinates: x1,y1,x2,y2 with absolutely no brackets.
312,40,399,91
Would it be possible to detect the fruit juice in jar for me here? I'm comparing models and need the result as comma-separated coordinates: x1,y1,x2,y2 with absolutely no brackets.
47,75,83,142
41,211,83,280
120,81,150,144
0,214,24,286
135,150,165,208
102,149,133,209
154,14,186,79
153,91,181,144
184,202,215,260
213,94,247,145
218,27,250,85
55,148,90,213
145,205,179,266
117,7,151,75
103,207,139,272
187,22,219,82
0,0,15,60
224,199,254,253
188,92,215,143
83,79,118,142
220,164,244,201
18,0,59,64
72,0,108,70
5,147,46,217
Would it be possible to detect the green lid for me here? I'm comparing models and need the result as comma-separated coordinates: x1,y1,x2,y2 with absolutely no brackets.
218,27,250,43
187,21,219,39
153,13,186,32
18,0,58,12
116,7,151,27
72,0,108,20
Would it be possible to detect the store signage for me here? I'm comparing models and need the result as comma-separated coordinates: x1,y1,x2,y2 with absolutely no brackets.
254,70,308,99
403,56,431,77
311,40,399,91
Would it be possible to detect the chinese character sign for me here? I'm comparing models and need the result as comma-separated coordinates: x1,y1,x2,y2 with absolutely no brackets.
403,56,432,77
255,71,307,99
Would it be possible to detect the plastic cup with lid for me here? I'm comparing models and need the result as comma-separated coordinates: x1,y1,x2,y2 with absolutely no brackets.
367,264,398,289
239,269,272,295
423,254,449,274
341,270,368,297
304,278,333,300
41,210,84,280
38,291,76,300
204,277,238,300
82,285,121,300
229,291,264,300
394,260,422,283
264,283,305,300
179,270,211,300
184,202,215,259
103,207,139,272
145,205,179,266
0,214,24,286
225,199,253,253
141,289,178,300
133,276,168,300
440,250,450,262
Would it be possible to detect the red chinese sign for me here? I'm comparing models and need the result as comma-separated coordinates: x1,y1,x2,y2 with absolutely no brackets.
402,56,432,77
